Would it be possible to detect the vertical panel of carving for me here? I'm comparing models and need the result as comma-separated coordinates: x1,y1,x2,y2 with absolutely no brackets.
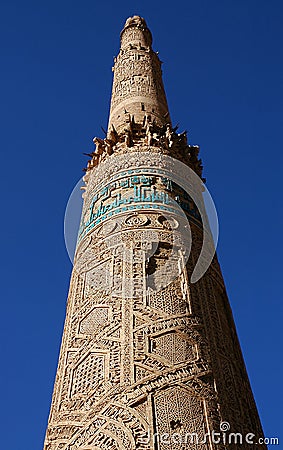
153,387,209,450
121,244,134,385
207,278,243,431
112,245,124,297
47,271,85,420
179,249,192,314
132,245,146,300
85,258,112,295
186,221,266,448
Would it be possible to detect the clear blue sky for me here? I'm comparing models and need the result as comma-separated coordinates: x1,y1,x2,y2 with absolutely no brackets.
0,0,282,448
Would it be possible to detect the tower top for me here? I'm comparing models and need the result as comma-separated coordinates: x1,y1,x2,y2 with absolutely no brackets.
120,15,153,49
107,16,171,135
84,17,203,179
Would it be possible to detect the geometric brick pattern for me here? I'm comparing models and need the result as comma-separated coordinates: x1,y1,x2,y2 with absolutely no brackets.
71,353,104,397
79,307,108,334
151,332,196,365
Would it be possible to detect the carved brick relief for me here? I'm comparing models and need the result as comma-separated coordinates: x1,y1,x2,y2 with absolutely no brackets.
79,306,109,335
150,331,197,366
70,353,105,397
153,387,208,450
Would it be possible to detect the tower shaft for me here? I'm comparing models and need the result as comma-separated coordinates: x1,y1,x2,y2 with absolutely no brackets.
43,16,266,450
108,16,170,136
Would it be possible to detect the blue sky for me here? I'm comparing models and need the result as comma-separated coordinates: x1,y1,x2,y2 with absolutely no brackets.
0,0,282,448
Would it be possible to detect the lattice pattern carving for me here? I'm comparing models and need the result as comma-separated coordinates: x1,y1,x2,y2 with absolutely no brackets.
149,278,187,315
151,332,197,365
85,259,112,293
154,387,207,450
71,353,104,397
79,306,108,334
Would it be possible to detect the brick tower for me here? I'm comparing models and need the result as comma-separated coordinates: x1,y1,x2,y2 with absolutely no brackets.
43,16,266,450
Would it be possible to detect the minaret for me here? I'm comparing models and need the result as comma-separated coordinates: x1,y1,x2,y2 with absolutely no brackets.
43,16,266,450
